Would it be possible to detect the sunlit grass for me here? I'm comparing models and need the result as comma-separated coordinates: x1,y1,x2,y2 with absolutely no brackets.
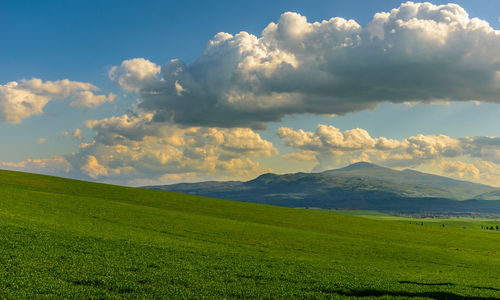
1,169,500,298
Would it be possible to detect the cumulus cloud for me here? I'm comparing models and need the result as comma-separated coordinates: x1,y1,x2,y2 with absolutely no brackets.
36,138,46,145
439,160,480,180
438,160,500,186
109,58,161,92
0,156,72,175
71,113,278,183
81,155,109,179
277,124,500,182
70,116,499,185
5,111,278,184
72,128,83,140
108,2,500,128
0,78,109,123
70,91,115,108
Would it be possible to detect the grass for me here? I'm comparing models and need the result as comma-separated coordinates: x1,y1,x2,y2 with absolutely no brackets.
314,208,500,231
2,169,500,298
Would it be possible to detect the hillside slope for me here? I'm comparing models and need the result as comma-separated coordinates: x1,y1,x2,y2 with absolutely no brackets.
2,169,500,298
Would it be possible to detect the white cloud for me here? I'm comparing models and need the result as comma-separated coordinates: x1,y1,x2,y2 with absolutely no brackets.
174,80,186,96
72,128,83,140
109,58,161,92
438,159,500,186
36,138,46,145
439,160,480,180
17,78,95,96
0,81,53,124
7,114,500,186
74,113,277,182
277,124,500,175
108,2,500,128
0,156,72,175
277,125,405,152
4,112,275,184
80,155,109,179
0,78,108,123
70,91,115,108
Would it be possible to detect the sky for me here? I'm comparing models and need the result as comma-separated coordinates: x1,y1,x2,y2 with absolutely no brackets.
1,0,500,187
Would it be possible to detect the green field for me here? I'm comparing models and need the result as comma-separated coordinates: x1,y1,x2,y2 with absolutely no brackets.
2,169,500,298
315,209,500,230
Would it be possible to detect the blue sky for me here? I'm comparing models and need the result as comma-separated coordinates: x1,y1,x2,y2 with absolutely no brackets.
1,1,500,186
3,0,498,80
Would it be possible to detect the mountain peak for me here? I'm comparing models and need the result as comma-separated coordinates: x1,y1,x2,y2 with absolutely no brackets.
336,161,383,171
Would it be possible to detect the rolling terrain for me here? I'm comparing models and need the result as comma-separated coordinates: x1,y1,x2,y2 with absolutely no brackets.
2,169,500,298
146,162,500,213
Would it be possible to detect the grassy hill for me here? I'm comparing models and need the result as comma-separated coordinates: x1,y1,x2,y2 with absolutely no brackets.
2,169,500,298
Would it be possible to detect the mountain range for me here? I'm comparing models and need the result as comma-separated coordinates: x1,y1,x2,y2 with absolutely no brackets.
144,162,500,214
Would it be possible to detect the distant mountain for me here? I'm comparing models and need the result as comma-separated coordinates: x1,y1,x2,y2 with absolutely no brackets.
322,162,494,199
144,162,500,213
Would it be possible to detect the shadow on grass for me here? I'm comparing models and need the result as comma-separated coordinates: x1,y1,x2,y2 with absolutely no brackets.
398,280,455,286
333,289,495,299
399,280,500,293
